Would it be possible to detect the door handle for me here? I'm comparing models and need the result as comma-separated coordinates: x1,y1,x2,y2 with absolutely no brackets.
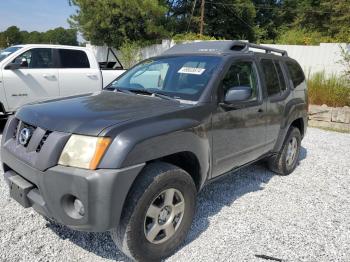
43,74,55,78
86,73,97,77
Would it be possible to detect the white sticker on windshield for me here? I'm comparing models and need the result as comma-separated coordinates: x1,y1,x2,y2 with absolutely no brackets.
178,67,206,75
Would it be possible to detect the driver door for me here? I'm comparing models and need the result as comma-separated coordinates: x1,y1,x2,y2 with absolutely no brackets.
211,59,268,177
2,48,59,111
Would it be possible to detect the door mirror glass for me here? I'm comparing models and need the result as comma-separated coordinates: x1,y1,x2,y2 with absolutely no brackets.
224,86,252,103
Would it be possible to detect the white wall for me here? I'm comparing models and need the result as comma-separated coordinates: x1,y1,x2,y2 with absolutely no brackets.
263,43,349,77
88,40,350,77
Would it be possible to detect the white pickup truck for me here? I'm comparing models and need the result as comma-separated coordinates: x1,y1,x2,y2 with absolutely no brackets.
0,44,125,115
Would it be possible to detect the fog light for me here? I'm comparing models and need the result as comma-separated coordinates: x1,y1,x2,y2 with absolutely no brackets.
61,194,85,219
74,198,85,217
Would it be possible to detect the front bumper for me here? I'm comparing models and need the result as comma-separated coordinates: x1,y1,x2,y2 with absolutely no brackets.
2,147,144,232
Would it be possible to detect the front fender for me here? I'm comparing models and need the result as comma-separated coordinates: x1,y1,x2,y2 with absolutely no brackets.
98,118,211,182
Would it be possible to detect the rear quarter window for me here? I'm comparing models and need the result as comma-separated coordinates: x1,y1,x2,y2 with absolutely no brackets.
260,59,281,97
58,49,90,68
286,61,305,88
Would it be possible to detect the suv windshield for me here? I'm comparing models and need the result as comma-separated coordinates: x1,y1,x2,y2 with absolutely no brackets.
0,46,23,62
108,55,221,101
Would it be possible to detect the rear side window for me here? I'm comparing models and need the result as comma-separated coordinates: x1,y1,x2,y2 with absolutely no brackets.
261,59,280,97
58,49,90,68
275,62,287,92
286,61,305,88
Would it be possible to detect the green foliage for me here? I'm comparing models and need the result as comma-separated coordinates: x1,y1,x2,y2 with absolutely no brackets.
119,41,142,69
0,26,78,48
172,33,217,43
308,71,350,107
339,46,350,80
167,0,261,42
275,28,332,45
3,26,22,45
69,0,169,48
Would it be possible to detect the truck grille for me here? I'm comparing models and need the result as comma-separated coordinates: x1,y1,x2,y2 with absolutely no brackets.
36,131,52,152
14,121,48,151
3,117,71,171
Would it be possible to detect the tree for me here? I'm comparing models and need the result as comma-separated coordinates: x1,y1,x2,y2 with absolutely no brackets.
0,33,7,48
0,26,78,47
43,27,78,45
69,0,169,48
167,0,261,41
3,26,22,45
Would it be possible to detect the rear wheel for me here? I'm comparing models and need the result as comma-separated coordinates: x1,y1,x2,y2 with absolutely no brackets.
110,162,196,261
268,127,301,175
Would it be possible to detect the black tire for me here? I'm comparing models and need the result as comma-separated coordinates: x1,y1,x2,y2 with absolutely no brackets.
268,127,301,176
110,162,197,262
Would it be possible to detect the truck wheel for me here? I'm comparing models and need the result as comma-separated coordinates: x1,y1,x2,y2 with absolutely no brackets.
268,127,301,176
110,162,197,261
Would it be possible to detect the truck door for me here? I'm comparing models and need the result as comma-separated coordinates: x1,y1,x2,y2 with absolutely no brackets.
2,48,59,111
211,59,268,177
57,49,102,97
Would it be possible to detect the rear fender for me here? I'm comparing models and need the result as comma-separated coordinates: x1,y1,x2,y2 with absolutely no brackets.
274,98,308,152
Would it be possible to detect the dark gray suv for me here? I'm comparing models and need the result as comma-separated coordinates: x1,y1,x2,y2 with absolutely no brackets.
1,41,308,261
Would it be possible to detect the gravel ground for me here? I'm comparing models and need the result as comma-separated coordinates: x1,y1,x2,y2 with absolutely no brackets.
1,127,350,262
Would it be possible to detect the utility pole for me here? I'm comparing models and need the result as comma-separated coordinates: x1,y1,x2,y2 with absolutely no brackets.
200,0,205,36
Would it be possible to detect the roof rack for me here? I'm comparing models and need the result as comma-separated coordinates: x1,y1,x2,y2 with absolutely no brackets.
163,40,288,57
242,42,288,57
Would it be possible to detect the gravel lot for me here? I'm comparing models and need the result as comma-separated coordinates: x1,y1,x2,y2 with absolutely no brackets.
1,126,350,262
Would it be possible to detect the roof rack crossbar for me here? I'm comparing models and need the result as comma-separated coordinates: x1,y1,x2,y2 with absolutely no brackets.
233,41,288,57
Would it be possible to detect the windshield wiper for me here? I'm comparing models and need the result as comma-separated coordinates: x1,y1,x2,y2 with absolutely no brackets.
128,89,178,102
105,86,135,95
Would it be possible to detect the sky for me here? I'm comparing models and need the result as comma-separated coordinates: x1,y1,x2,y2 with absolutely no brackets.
0,0,77,32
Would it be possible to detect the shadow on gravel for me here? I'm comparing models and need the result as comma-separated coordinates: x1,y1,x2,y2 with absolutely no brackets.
47,147,307,261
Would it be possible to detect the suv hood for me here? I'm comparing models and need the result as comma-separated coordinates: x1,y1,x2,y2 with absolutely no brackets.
16,91,186,136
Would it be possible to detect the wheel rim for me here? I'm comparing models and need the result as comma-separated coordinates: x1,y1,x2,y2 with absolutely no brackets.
286,137,298,167
144,188,185,244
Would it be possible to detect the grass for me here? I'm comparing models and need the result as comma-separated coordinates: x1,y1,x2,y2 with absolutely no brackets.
308,71,350,107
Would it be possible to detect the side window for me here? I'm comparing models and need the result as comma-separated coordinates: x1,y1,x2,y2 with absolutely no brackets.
222,61,259,101
58,49,90,68
286,61,305,88
275,62,287,92
13,48,54,69
261,59,281,97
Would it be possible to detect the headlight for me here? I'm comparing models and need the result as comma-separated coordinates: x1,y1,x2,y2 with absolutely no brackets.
58,135,111,170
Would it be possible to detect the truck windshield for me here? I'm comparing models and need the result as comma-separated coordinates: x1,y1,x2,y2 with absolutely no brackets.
108,55,221,101
0,46,23,62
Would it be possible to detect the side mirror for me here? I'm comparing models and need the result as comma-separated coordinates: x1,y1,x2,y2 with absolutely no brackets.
5,58,28,70
5,62,21,70
224,86,252,103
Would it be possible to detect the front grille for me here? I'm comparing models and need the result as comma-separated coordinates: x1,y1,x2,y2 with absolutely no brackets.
36,131,52,152
15,121,36,147
3,117,71,171
15,120,51,150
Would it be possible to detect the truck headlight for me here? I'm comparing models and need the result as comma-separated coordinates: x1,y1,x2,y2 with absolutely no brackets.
58,135,111,170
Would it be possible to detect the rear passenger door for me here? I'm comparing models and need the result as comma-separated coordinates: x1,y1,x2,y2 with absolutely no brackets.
57,49,102,97
259,59,290,148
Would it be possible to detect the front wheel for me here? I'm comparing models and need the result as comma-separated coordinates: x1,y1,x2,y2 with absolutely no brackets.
110,162,197,261
268,127,301,176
